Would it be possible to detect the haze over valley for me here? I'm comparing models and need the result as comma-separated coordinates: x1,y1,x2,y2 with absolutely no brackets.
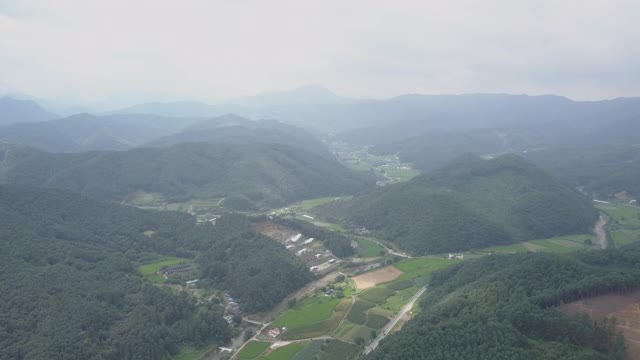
2,1,640,360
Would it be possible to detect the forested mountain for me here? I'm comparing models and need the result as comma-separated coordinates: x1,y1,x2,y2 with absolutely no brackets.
316,154,597,254
0,186,223,359
147,116,333,158
0,96,58,126
335,95,640,144
0,113,200,152
0,142,373,210
522,145,640,200
368,246,640,360
0,185,312,359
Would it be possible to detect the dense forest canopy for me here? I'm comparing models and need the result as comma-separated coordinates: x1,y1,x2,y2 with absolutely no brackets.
0,142,373,210
521,145,640,200
368,245,640,360
316,154,597,254
0,185,312,359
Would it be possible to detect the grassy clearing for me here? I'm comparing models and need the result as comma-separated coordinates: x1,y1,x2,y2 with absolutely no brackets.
355,238,385,258
483,233,596,254
137,257,188,284
138,258,187,275
280,299,351,340
171,345,213,360
299,197,350,211
341,324,376,345
237,341,270,360
358,287,395,304
612,230,640,246
484,242,529,253
383,167,419,181
291,341,323,360
598,204,640,226
598,203,640,247
386,280,413,291
393,257,460,282
272,297,340,328
263,343,305,360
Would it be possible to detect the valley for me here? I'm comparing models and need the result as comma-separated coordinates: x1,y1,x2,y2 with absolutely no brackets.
3,87,640,360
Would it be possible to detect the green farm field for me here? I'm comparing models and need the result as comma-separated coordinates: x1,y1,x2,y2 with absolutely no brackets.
237,341,271,360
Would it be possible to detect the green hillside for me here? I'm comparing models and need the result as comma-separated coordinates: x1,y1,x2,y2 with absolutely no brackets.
0,142,373,210
317,154,597,254
0,185,312,359
522,144,640,200
367,246,640,360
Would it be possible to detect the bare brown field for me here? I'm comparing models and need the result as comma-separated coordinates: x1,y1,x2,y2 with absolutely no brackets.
252,221,298,243
560,290,640,360
353,266,403,289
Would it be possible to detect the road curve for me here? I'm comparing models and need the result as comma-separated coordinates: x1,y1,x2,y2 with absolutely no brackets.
364,286,427,355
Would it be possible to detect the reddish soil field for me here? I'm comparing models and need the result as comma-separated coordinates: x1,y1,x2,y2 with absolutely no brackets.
353,266,403,289
560,290,640,359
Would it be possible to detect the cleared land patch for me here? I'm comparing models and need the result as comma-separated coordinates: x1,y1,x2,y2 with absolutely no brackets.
353,266,403,289
560,290,640,360
137,257,189,284
355,238,385,258
279,298,351,340
393,257,459,283
272,297,340,328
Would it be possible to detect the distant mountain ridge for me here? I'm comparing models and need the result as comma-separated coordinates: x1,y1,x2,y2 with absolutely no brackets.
0,113,331,157
0,113,200,152
0,96,58,126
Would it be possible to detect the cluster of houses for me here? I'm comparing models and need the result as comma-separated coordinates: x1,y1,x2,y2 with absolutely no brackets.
224,293,240,314
448,253,464,260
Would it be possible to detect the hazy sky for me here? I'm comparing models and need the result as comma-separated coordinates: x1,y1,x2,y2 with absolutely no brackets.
1,0,639,105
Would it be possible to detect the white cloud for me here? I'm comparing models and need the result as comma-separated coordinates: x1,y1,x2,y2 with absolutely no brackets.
0,0,639,104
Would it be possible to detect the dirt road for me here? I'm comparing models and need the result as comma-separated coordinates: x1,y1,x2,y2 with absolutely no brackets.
594,213,609,249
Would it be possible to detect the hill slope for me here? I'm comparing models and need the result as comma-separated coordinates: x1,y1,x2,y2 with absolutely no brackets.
521,145,640,201
316,155,597,254
0,185,312,359
368,247,640,360
0,142,373,209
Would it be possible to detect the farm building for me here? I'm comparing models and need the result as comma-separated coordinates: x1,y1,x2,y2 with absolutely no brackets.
268,328,281,338
296,248,308,256
290,234,302,242
303,238,314,245
164,263,192,275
